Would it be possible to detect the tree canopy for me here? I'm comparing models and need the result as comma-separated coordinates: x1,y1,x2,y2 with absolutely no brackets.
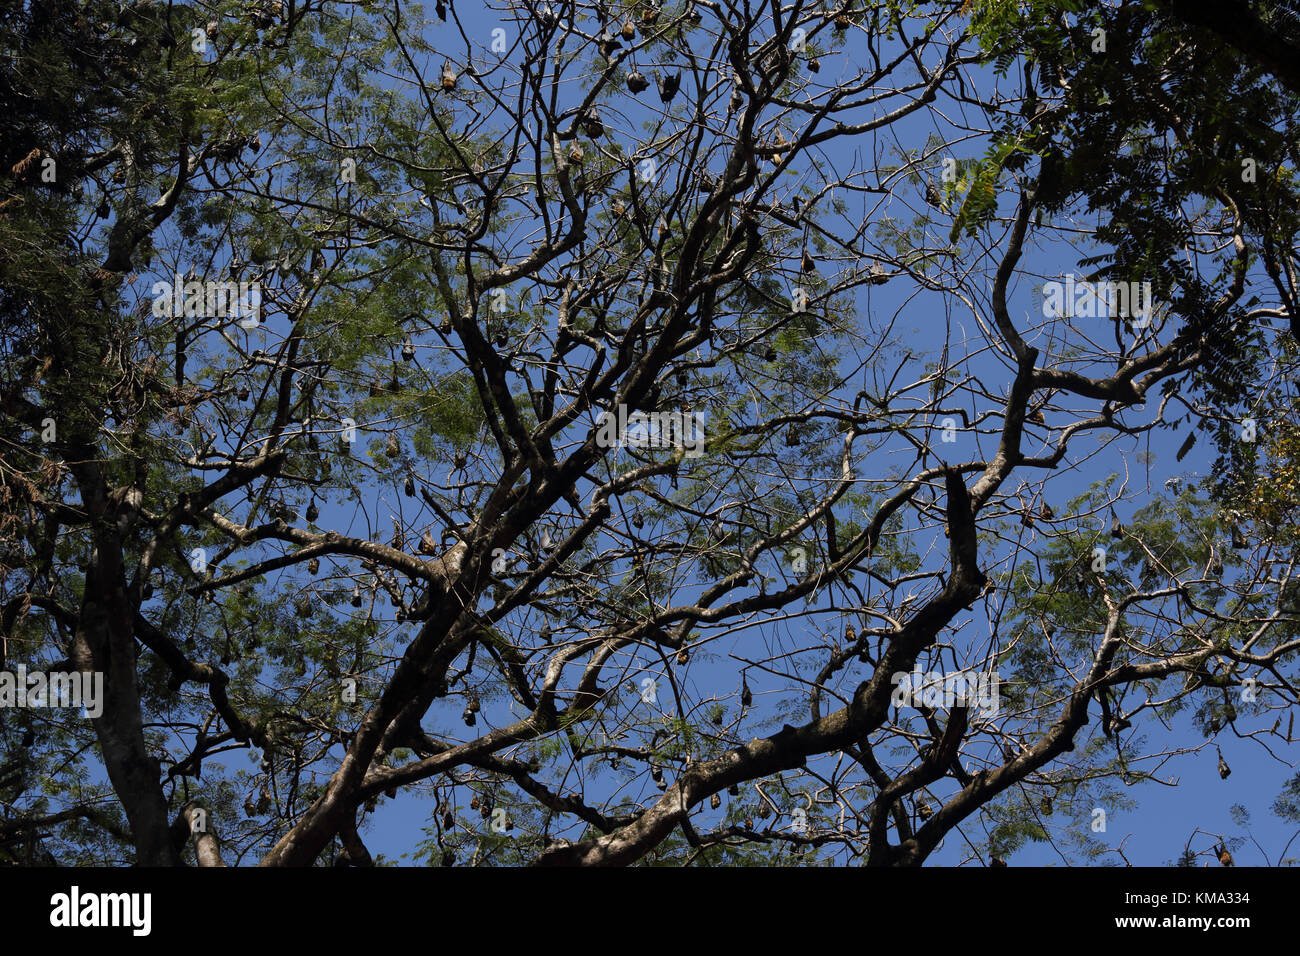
2,0,1299,868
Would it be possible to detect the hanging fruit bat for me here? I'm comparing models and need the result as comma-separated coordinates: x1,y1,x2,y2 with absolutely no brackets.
597,30,622,58
656,70,680,103
626,70,648,93
1207,546,1223,578
1216,746,1231,780
1110,508,1122,538
1216,842,1233,866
